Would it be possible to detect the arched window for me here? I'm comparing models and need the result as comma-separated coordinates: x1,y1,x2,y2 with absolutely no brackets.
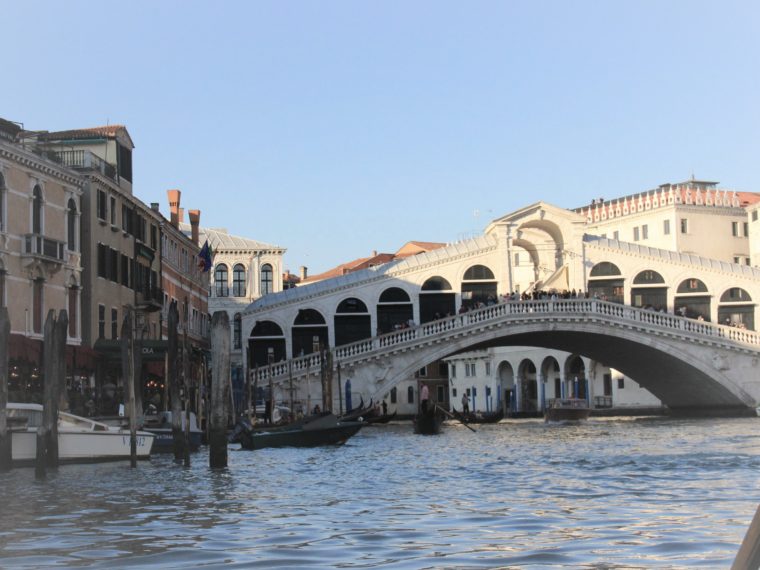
261,263,273,295
233,313,242,349
677,278,708,294
32,185,43,234
68,284,78,338
463,265,495,280
633,270,665,284
336,298,369,313
379,287,411,303
720,288,751,303
214,264,229,297
421,276,452,291
590,262,621,277
67,198,78,251
233,264,246,297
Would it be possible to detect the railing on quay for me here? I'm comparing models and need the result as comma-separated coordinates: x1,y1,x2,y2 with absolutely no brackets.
254,299,760,384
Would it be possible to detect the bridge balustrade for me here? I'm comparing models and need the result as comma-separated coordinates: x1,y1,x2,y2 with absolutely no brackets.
252,299,760,383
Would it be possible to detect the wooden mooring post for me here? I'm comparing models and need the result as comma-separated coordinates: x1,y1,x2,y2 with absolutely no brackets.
167,301,186,462
36,309,68,478
0,307,11,471
209,311,230,468
120,310,137,468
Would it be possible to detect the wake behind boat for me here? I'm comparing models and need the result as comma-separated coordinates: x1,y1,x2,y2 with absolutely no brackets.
232,412,363,450
6,402,155,466
544,398,591,422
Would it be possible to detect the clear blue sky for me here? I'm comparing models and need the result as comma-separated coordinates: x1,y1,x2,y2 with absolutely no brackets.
5,1,759,274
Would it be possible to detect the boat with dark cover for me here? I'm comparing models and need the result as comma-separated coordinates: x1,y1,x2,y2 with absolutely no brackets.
232,412,364,450
544,398,591,422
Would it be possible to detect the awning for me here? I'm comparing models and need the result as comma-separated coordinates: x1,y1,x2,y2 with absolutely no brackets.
8,334,42,363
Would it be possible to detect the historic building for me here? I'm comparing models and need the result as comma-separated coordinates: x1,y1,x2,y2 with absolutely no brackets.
242,178,760,416
0,118,84,403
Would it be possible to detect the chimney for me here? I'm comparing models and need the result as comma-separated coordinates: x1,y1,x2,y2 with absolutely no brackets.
372,250,377,257
188,210,201,246
179,208,186,224
150,202,160,212
167,189,181,228
299,266,308,280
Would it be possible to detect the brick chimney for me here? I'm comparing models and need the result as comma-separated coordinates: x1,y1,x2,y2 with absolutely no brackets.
178,208,185,224
299,266,308,280
188,210,201,246
167,189,181,228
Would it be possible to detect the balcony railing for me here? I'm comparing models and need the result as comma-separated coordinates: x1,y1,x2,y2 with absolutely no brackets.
136,287,164,312
23,233,65,263
48,149,117,181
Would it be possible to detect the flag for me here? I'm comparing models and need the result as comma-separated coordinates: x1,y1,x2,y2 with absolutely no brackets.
198,240,213,272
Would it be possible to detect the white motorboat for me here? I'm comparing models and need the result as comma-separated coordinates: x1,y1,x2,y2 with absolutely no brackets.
544,398,591,422
6,402,155,466
142,410,203,453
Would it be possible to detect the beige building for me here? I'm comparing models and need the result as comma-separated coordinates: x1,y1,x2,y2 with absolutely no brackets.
0,118,84,400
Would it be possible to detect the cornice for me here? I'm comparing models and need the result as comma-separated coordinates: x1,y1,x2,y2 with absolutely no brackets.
0,143,83,187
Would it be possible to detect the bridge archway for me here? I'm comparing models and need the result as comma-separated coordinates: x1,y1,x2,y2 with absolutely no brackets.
249,320,286,366
718,287,754,330
461,264,497,309
292,309,328,356
675,278,711,320
631,269,667,310
419,276,455,323
377,287,413,334
588,262,624,303
334,297,371,346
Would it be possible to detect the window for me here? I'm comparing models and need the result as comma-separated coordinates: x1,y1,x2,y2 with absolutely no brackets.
98,305,105,339
617,377,625,389
663,219,670,235
680,218,688,234
753,211,758,222
485,362,491,376
407,386,414,404
32,185,42,234
150,225,158,250
67,198,77,251
33,278,43,334
732,222,739,237
68,286,77,338
0,270,4,307
121,254,130,287
514,253,519,266
642,224,648,240
110,196,116,226
390,387,397,404
97,189,107,220
233,264,246,297
744,222,749,237
215,264,229,297
450,364,456,378
233,313,242,349
633,227,640,241
111,308,118,339
613,230,619,240
260,263,273,295
734,256,741,264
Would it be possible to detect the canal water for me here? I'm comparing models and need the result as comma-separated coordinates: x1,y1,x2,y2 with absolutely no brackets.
1,416,759,569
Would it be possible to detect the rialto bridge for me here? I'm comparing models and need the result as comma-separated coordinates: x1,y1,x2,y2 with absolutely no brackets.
240,199,760,415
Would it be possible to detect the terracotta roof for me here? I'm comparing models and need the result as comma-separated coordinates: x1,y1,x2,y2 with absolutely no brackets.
301,253,395,284
394,241,447,258
736,192,760,207
40,125,135,148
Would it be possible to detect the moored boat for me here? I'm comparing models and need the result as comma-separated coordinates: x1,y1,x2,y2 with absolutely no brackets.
414,406,443,435
365,411,397,425
142,411,203,453
6,402,155,466
544,398,591,422
450,407,504,424
232,412,363,450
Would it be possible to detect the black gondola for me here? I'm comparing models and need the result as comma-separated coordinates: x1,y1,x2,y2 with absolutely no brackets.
231,412,364,450
450,407,504,424
413,405,443,435
365,411,397,425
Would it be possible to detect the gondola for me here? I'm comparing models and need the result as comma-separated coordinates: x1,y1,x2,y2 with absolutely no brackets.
339,398,371,422
413,405,443,435
231,412,364,450
450,407,504,424
364,411,397,425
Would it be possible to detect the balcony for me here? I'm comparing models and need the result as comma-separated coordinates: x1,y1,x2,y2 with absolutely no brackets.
48,149,117,181
136,286,163,313
22,233,65,270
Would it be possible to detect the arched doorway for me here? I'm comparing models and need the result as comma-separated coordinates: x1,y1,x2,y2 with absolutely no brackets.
675,278,711,320
540,356,561,403
292,309,328,356
517,359,538,412
249,320,286,367
377,287,413,334
461,265,497,309
631,269,667,311
718,288,754,330
334,297,371,346
564,355,587,399
497,361,515,414
419,276,455,323
588,262,624,303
